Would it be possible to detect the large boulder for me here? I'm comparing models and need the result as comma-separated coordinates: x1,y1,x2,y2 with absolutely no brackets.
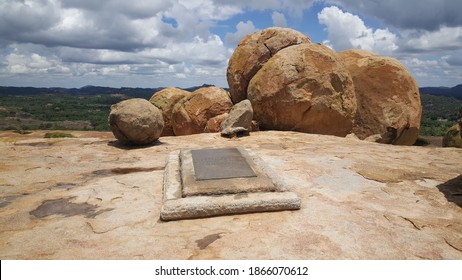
149,87,192,136
248,43,357,137
109,98,164,145
339,50,422,145
227,27,311,104
171,86,233,136
221,99,254,137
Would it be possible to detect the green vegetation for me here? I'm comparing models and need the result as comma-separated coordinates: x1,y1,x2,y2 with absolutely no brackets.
413,137,431,146
0,93,126,131
44,132,76,138
0,88,461,137
13,130,32,134
420,94,462,136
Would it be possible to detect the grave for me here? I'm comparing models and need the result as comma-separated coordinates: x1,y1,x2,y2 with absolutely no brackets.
160,147,301,221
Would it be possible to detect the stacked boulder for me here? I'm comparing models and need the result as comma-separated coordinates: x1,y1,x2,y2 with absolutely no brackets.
227,27,422,145
149,87,191,136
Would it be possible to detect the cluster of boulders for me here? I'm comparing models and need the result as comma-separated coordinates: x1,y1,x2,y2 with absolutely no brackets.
108,27,423,146
228,27,422,145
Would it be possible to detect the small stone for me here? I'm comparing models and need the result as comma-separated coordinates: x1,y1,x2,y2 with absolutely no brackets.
221,99,253,138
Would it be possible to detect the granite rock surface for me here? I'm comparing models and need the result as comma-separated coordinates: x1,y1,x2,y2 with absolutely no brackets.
0,130,461,259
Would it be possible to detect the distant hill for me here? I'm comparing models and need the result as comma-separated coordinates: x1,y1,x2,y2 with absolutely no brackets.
419,84,462,99
0,84,220,99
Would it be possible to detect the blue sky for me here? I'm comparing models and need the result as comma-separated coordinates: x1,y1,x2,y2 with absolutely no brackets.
0,0,461,88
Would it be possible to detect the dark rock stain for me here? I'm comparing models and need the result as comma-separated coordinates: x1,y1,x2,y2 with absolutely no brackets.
92,166,164,176
195,233,223,250
30,197,113,218
54,183,77,190
0,195,24,208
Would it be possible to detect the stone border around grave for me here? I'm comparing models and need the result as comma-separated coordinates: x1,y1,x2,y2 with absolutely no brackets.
160,148,301,221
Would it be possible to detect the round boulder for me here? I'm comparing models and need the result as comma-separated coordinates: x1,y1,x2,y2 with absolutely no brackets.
149,87,192,136
443,123,462,148
171,86,233,136
227,27,311,104
248,43,357,137
339,50,422,145
109,98,164,146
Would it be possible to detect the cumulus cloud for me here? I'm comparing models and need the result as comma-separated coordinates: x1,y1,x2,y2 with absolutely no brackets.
225,21,259,46
400,26,462,52
0,0,461,88
318,6,398,54
272,11,287,27
220,0,316,17
326,0,462,31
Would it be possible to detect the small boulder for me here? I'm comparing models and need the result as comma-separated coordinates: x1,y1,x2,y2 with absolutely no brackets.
227,27,311,104
339,50,422,145
204,113,229,133
443,123,462,148
149,87,192,136
109,98,164,146
171,86,233,136
248,43,357,137
220,99,254,137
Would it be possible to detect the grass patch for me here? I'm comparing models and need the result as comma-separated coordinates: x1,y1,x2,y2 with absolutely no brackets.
13,130,32,135
44,132,76,138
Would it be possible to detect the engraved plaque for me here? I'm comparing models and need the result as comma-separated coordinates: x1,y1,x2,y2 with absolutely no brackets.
191,148,257,180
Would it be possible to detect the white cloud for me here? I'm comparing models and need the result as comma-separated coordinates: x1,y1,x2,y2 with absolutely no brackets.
325,0,462,31
318,6,398,54
272,11,287,27
401,26,462,52
220,0,316,18
225,21,259,46
401,56,462,87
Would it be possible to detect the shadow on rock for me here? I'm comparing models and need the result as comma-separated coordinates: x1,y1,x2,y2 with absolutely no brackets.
107,140,164,150
437,175,462,208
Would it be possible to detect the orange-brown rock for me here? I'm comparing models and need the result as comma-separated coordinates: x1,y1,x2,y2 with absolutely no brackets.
248,43,357,137
171,86,233,136
339,50,422,145
149,87,192,136
204,113,228,133
227,27,311,104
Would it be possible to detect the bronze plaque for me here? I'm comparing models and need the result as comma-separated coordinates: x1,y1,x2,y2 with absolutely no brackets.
191,148,257,180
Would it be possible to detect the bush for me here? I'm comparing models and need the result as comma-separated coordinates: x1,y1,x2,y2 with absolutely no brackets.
44,132,75,138
13,130,32,135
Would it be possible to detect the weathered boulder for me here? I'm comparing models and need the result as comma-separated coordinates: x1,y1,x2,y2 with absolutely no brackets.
227,27,311,104
108,98,164,145
171,86,233,136
248,43,357,137
204,113,228,133
443,123,462,148
221,99,254,137
339,50,422,145
149,87,192,136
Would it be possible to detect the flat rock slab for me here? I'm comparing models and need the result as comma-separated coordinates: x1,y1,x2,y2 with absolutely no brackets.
1,130,461,259
161,147,301,220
